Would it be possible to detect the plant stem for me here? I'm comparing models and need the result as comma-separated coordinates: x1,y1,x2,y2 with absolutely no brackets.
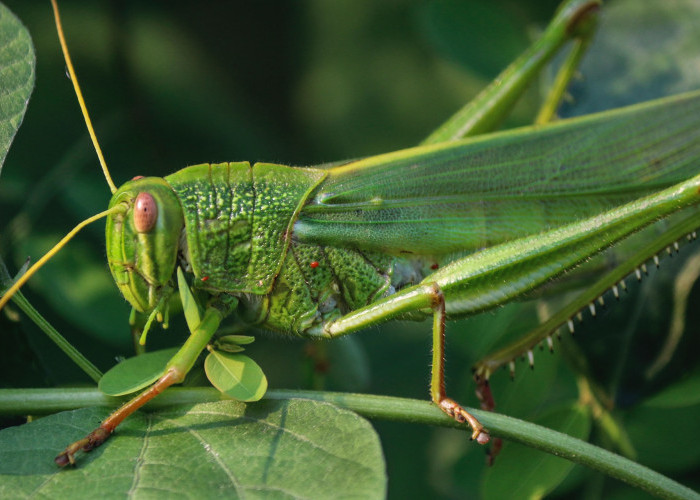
0,387,696,500
1,261,102,383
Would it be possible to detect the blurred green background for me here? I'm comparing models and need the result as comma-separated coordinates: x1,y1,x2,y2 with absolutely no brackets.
1,1,699,498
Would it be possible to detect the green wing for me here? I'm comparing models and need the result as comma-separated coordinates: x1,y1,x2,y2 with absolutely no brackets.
294,90,700,257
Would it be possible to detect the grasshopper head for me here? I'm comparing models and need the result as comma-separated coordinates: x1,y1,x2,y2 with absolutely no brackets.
106,177,184,313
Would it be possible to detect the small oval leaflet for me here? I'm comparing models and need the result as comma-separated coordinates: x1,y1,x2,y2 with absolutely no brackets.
99,347,179,396
205,350,268,402
217,334,255,345
214,335,256,353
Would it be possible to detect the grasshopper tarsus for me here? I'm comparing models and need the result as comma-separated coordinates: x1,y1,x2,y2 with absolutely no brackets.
438,397,490,444
54,427,111,467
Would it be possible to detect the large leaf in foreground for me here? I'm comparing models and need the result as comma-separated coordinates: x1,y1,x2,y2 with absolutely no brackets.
0,399,386,499
0,1,34,176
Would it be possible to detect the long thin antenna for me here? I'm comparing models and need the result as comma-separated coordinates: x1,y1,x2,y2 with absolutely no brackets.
0,204,127,311
51,0,117,194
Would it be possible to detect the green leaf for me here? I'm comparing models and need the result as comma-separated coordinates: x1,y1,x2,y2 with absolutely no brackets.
481,403,592,500
214,335,256,353
98,347,179,396
0,2,34,176
205,350,268,402
218,334,255,345
643,367,700,409
0,400,386,499
325,336,371,391
178,266,202,333
420,1,527,78
626,400,700,472
564,0,700,115
214,343,245,353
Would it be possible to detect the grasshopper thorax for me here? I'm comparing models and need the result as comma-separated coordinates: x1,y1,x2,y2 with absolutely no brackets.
106,177,184,313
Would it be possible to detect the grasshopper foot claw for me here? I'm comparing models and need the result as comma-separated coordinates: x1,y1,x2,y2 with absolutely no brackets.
439,397,490,444
54,427,112,467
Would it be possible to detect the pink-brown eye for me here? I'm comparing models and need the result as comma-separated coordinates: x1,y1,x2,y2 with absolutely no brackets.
133,192,157,233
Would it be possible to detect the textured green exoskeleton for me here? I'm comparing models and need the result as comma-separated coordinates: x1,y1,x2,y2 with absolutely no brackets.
107,92,700,342
61,90,700,466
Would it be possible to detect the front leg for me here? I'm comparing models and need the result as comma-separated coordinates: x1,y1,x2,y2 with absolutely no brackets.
55,305,225,466
54,368,185,466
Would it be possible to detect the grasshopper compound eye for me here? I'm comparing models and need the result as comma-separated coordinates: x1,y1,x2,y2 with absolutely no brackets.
134,192,157,232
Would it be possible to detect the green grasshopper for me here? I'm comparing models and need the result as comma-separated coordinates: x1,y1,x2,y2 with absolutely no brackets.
1,0,700,474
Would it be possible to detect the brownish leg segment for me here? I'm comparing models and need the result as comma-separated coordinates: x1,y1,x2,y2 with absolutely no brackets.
54,305,227,466
428,284,490,444
54,367,185,466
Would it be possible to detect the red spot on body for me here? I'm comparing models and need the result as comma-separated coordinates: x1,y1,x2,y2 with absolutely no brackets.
431,263,439,270
309,261,319,269
201,276,209,282
131,175,144,181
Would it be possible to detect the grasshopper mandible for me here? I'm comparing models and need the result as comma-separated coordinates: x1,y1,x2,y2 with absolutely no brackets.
1,0,700,472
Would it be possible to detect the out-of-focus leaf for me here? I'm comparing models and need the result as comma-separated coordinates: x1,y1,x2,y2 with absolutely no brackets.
626,401,700,473
481,403,592,500
419,0,526,78
325,336,371,391
563,0,700,114
644,367,700,409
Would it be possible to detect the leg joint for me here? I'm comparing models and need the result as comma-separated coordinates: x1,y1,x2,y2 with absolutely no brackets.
425,282,445,311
